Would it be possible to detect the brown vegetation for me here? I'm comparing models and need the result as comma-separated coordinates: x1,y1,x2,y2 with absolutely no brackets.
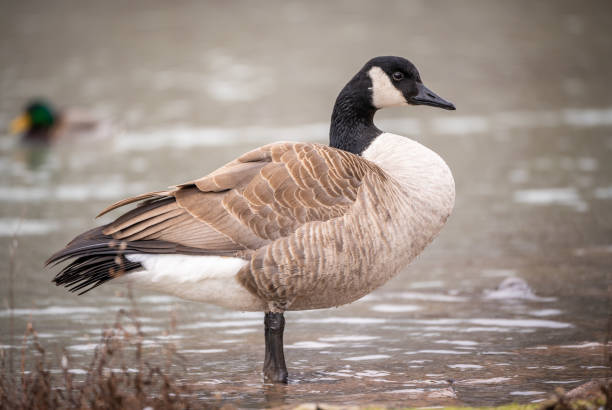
0,307,208,410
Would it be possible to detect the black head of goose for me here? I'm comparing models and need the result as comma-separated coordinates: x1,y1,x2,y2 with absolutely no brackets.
48,56,456,383
330,56,454,155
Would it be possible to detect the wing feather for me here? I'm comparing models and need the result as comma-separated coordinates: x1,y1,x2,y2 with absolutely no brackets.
103,142,380,250
51,142,387,296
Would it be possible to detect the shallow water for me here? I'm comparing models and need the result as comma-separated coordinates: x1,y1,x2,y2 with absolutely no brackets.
1,0,612,407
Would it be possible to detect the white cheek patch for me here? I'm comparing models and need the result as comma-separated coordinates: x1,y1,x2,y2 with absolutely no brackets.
368,66,408,108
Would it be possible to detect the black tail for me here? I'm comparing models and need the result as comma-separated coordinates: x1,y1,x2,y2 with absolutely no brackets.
48,226,145,294
48,225,211,295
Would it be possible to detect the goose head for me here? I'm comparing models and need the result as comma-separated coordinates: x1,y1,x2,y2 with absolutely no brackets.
330,56,455,155
364,56,455,110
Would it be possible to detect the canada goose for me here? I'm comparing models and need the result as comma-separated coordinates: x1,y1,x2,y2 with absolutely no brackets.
48,56,456,383
10,99,108,143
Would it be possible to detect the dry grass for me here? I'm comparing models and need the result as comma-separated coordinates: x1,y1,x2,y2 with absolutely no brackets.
1,234,216,409
0,291,230,410
538,381,612,410
0,308,206,410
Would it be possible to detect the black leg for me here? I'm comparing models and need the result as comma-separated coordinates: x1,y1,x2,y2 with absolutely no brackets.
263,312,288,383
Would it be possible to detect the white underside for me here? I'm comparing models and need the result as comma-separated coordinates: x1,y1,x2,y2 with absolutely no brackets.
119,254,265,311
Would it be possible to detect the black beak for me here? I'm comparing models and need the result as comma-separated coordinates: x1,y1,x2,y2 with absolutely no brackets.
409,83,455,110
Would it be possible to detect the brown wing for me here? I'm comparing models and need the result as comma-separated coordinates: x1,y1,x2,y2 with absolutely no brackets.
99,142,384,254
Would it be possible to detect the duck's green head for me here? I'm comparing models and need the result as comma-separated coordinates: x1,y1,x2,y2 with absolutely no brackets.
10,100,57,135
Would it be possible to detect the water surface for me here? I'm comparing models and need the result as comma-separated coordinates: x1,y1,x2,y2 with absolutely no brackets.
1,0,611,407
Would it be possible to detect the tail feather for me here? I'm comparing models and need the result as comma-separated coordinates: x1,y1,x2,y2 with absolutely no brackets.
49,225,142,294
49,224,235,295
54,255,141,295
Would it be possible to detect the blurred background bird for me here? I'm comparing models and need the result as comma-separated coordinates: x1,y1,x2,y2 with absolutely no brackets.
10,99,111,144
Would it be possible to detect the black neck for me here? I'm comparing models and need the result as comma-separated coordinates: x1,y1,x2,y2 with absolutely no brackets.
329,82,382,155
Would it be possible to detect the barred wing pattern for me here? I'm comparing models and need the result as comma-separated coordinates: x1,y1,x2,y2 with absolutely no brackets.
50,142,388,304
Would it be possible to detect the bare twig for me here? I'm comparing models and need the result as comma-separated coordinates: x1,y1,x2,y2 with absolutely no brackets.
7,234,19,377
605,283,612,380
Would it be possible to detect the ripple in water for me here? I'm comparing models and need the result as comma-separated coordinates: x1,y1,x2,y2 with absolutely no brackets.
343,355,391,361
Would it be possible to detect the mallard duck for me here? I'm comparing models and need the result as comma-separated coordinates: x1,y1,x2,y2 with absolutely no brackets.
48,56,456,383
10,99,109,143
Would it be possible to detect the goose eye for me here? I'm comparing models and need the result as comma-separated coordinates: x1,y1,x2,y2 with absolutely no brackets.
392,71,404,81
